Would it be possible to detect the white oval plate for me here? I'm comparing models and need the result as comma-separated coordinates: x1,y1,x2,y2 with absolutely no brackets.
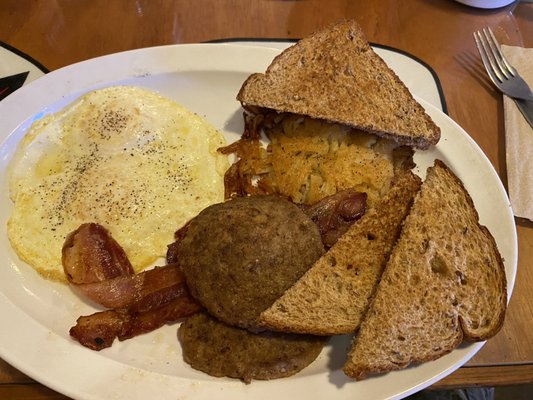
0,44,517,400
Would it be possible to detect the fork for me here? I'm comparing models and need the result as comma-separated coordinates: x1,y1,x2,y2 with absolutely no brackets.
473,27,533,102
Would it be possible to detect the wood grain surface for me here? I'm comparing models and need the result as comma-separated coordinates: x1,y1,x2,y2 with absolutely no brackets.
0,0,532,398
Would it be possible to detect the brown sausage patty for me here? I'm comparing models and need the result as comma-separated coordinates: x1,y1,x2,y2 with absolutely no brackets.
176,195,324,329
178,312,327,383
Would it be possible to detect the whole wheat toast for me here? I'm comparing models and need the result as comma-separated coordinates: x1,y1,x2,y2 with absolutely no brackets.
343,160,507,380
258,171,421,335
237,20,440,150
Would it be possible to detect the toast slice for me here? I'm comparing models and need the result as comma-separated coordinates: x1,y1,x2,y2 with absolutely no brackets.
343,160,507,380
258,171,421,335
237,19,440,150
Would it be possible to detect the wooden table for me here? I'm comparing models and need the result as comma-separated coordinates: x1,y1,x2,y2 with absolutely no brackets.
1,0,532,398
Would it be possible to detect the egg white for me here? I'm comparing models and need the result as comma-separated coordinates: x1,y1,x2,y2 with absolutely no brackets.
8,86,228,282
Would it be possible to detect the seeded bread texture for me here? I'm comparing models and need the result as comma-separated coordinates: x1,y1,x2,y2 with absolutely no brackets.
258,171,421,335
237,19,440,150
343,159,507,380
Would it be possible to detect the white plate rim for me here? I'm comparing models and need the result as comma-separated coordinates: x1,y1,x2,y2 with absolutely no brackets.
0,43,518,400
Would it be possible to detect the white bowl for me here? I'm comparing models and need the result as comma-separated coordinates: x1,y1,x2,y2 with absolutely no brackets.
454,0,516,9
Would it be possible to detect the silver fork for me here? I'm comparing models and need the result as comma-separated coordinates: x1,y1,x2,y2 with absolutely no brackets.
473,27,533,102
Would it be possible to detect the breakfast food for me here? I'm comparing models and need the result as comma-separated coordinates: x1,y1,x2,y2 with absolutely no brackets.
62,223,200,350
7,86,228,282
203,20,504,382
18,17,505,387
259,171,421,335
70,277,200,351
221,19,434,208
62,222,134,285
174,195,327,383
301,187,367,248
237,19,440,149
343,160,507,379
175,195,324,330
178,312,326,383
222,115,414,207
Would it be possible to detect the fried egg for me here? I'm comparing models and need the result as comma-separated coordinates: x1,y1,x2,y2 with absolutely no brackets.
8,86,228,282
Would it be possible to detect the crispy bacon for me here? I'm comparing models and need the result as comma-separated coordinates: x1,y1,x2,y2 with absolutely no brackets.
70,294,200,351
166,242,180,265
302,189,367,248
62,222,202,350
62,223,134,284
73,264,188,309
166,220,192,264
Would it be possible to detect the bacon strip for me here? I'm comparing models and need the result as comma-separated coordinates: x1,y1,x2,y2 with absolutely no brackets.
166,220,191,264
70,294,201,351
73,264,186,309
68,264,202,350
62,223,134,284
62,222,202,350
302,189,367,248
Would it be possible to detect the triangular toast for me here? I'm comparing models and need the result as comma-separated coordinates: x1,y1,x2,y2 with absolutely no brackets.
237,20,440,149
343,160,507,379
258,171,421,335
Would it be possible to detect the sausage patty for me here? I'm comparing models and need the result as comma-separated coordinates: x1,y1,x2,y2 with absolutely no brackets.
176,195,324,329
178,312,327,383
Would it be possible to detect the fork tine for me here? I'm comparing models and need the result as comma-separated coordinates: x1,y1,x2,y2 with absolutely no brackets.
486,27,517,77
474,30,501,85
474,27,533,102
476,29,504,82
482,28,511,80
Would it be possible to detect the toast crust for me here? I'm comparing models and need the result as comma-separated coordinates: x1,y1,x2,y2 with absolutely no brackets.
237,20,441,150
343,159,507,380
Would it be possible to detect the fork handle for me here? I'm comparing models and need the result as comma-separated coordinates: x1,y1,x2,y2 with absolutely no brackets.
514,93,533,102
514,99,533,130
